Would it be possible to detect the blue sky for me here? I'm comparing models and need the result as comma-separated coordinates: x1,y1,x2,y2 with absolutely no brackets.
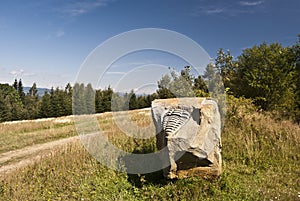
0,0,299,92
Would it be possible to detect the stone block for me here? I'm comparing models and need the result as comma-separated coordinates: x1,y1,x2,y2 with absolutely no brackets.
151,98,222,179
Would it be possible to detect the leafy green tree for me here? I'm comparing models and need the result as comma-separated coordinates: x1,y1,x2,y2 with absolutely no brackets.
193,75,209,97
170,66,195,97
236,43,295,111
157,74,175,99
157,66,195,99
215,48,238,92
290,34,300,122
203,62,224,97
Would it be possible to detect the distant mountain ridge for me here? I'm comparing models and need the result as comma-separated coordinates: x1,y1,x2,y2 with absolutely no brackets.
23,87,50,97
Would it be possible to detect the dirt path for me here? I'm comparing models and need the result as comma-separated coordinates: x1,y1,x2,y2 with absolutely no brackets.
0,136,79,176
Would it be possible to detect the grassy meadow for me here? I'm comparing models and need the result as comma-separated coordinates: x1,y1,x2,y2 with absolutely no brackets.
0,116,76,154
0,97,300,200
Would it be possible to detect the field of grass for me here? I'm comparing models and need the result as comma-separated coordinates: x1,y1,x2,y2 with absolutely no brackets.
0,97,299,200
0,116,76,154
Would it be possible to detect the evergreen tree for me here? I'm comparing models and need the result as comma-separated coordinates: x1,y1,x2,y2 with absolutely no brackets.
39,92,51,118
95,86,114,113
85,83,95,114
29,82,38,97
13,79,18,91
101,86,113,112
24,83,39,119
0,84,23,122
95,89,103,113
17,79,25,104
129,90,137,110
73,83,87,115
64,83,73,115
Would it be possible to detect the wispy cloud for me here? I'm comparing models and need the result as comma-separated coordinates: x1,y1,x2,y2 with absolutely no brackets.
60,0,111,17
239,1,264,6
204,7,225,14
10,69,36,78
192,6,225,16
55,30,65,38
106,71,126,75
10,69,24,77
45,30,65,40
191,1,266,17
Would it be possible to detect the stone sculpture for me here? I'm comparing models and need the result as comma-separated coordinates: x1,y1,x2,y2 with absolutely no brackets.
151,98,222,179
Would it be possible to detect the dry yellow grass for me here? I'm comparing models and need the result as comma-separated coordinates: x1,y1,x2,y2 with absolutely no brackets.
0,116,76,154
0,103,299,200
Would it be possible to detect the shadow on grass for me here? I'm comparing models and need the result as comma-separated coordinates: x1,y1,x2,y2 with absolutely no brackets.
121,144,170,188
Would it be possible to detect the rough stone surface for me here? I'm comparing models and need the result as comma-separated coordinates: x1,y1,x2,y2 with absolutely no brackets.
151,98,222,179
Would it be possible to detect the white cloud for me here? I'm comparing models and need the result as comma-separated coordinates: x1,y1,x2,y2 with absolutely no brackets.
60,0,111,17
239,1,264,6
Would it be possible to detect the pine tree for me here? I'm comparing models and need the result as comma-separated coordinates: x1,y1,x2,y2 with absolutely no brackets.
17,79,25,103
73,83,87,115
0,84,23,122
29,83,38,97
64,83,73,115
39,92,51,118
24,83,39,119
13,79,18,91
85,83,95,114
129,90,137,110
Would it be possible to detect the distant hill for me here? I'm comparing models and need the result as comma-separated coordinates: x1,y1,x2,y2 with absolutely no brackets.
23,87,50,97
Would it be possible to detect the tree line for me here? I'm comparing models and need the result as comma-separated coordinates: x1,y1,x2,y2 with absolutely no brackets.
155,35,300,123
0,80,157,123
1,35,299,123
